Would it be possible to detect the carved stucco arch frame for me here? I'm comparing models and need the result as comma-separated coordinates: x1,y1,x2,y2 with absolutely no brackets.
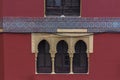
31,33,93,74
32,33,93,57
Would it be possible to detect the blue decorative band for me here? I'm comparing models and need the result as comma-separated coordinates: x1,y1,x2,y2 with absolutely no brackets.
0,17,120,33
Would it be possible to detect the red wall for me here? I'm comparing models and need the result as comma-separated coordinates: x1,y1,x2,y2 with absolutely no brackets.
3,34,35,80
2,0,120,17
82,0,120,17
35,33,120,80
0,0,2,17
0,34,4,80
1,0,120,80
93,33,120,80
2,0,44,17
1,33,120,80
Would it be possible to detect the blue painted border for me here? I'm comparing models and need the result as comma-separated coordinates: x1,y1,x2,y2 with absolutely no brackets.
1,17,120,33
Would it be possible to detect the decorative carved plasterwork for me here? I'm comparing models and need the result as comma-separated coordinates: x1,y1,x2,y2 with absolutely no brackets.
32,32,93,74
31,33,94,57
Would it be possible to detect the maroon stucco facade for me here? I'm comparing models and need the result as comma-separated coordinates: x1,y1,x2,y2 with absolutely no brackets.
0,0,2,17
1,33,120,80
2,34,35,80
0,0,120,80
35,34,120,80
82,0,120,17
2,0,44,17
1,0,120,17
0,34,4,80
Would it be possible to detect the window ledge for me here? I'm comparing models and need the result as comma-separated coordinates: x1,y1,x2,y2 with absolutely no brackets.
35,73,89,75
44,15,81,18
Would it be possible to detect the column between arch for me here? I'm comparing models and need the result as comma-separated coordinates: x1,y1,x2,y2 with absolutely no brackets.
49,38,57,74
68,38,75,74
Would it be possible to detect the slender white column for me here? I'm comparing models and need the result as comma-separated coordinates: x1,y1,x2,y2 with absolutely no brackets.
51,57,55,74
70,56,73,74
50,38,56,74
69,38,74,74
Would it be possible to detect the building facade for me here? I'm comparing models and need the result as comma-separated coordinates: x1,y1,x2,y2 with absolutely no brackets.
0,0,120,80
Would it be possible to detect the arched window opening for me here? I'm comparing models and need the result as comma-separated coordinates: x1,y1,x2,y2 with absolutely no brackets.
73,40,88,73
37,40,52,73
46,0,80,16
55,40,70,73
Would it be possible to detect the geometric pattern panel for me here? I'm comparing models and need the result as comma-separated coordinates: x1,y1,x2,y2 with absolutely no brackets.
1,17,120,32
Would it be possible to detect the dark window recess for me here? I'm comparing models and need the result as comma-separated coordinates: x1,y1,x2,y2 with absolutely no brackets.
37,40,52,73
55,40,70,73
46,0,80,16
73,40,88,73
